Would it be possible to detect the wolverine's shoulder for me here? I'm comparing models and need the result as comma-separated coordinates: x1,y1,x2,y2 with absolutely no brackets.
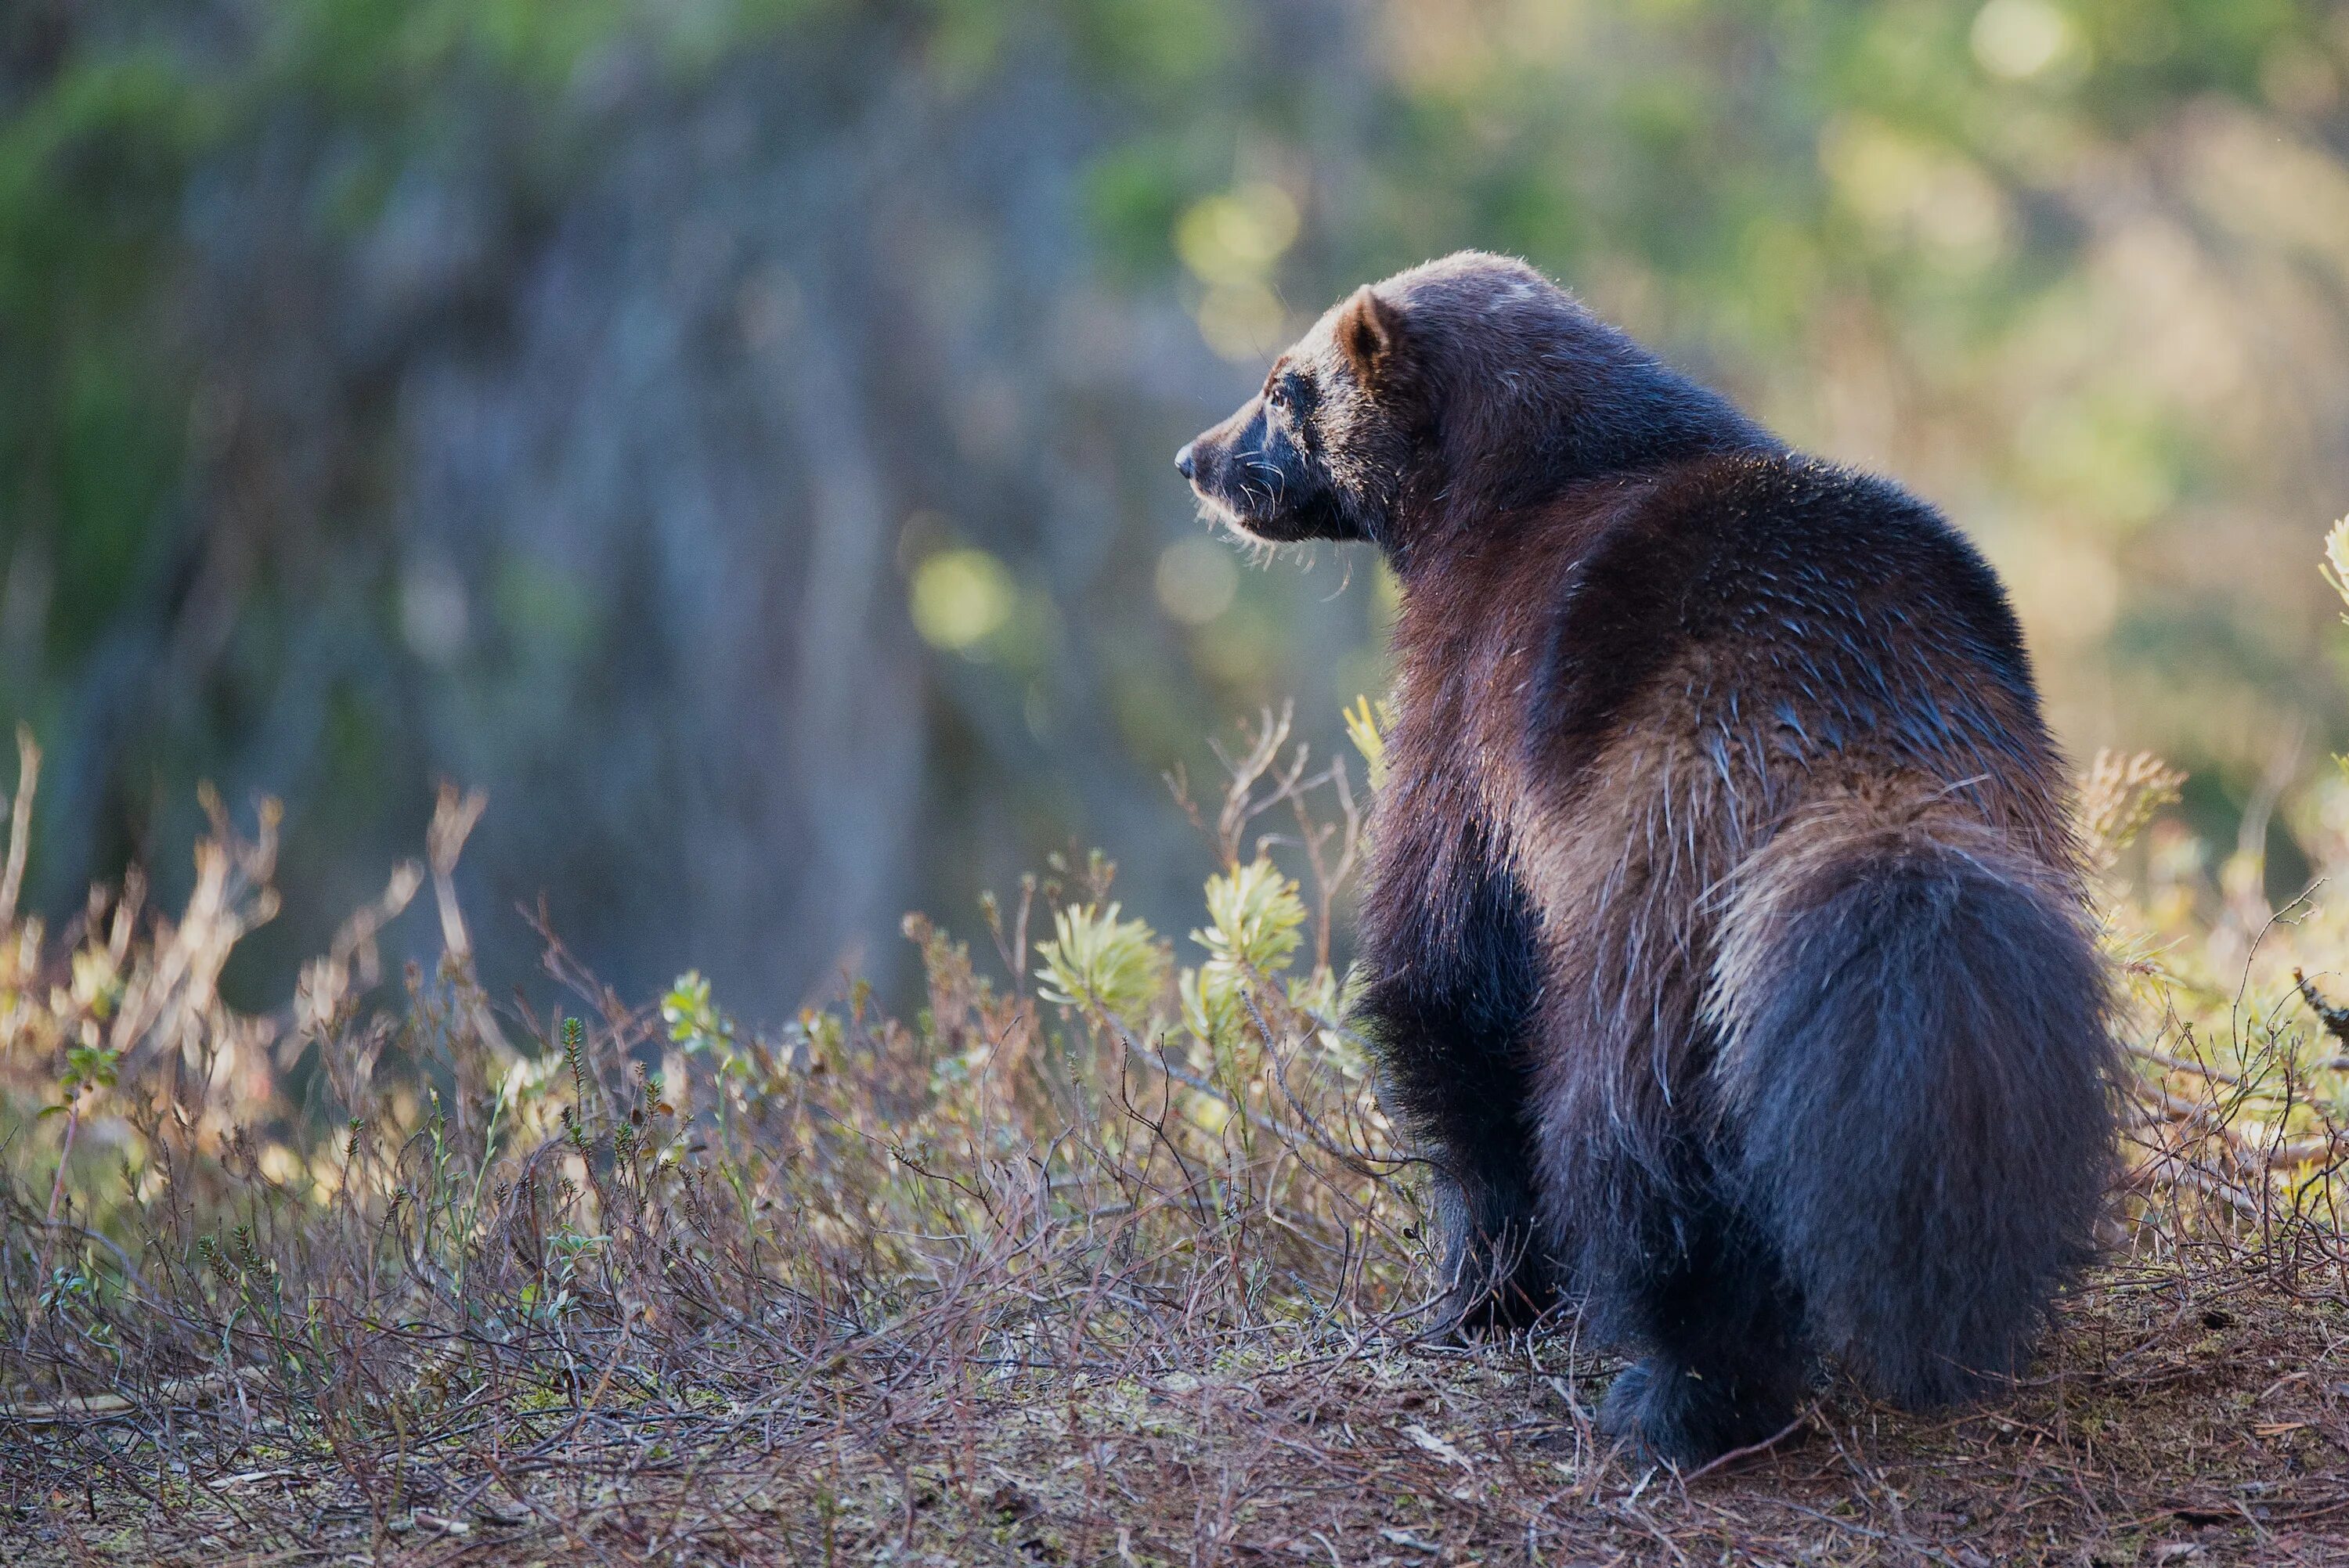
1629,449,1972,576
1524,450,2038,779
1586,449,2024,661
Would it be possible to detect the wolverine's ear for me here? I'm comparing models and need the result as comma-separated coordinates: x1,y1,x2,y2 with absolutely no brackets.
1336,285,1402,383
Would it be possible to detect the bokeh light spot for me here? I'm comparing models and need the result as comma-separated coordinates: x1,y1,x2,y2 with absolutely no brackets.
1196,281,1289,362
1174,183,1300,287
1972,0,2079,81
910,548,1015,651
1177,182,1301,361
1156,536,1239,625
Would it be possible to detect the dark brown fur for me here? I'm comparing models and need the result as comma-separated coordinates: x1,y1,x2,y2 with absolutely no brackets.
1178,254,2115,1465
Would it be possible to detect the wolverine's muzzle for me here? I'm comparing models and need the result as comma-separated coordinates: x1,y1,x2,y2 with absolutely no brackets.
1179,398,1318,541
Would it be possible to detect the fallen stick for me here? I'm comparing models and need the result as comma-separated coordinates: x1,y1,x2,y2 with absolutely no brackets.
4,1364,269,1423
1678,1410,1810,1482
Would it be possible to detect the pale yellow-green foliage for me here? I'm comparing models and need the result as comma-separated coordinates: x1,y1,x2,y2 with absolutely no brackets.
2322,515,2349,623
2077,748,2188,874
1033,901,1170,1024
2096,779,2349,1217
1181,855,1309,1047
1341,694,1395,793
1200,855,1308,974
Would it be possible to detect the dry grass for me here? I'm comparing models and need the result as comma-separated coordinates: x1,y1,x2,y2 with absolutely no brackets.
3,714,2348,1566
7,1260,2349,1565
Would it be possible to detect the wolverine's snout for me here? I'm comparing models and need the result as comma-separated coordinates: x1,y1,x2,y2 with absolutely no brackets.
1181,398,1350,543
1178,417,1243,518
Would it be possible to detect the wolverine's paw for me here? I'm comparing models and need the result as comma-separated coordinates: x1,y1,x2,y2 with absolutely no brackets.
1598,1357,1797,1469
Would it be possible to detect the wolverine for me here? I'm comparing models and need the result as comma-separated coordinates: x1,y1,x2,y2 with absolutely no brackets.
1177,253,2114,1466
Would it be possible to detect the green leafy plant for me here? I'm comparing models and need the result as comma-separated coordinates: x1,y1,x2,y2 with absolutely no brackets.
1342,694,1394,792
1034,901,1168,1025
1181,855,1306,1046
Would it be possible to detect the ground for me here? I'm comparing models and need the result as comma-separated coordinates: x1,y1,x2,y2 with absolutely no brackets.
7,1259,2346,1567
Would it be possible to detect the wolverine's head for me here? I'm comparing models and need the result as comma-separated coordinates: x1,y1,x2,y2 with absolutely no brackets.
1178,252,1766,557
1174,280,1420,547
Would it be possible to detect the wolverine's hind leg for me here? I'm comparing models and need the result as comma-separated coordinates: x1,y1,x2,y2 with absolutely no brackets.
1586,1161,1810,1466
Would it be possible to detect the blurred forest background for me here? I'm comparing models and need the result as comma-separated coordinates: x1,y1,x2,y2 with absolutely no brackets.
5,0,2348,1019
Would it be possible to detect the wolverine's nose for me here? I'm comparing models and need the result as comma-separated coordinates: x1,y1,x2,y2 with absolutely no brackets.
1174,442,1196,481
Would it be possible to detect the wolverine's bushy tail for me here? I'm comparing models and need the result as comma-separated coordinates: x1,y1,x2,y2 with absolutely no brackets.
1712,819,2114,1406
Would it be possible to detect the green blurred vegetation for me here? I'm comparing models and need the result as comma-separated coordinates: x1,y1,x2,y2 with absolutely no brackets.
4,0,2347,1013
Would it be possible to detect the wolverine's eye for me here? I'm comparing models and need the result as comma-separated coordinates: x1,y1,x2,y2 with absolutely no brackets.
1268,376,1314,419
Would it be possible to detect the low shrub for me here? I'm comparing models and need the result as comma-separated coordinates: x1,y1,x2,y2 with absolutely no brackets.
4,556,2347,1560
